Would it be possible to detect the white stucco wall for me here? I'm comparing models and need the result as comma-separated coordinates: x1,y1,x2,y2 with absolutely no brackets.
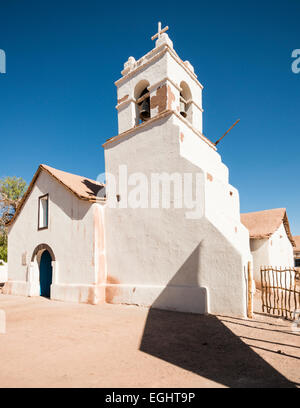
104,114,252,317
250,222,294,284
5,170,106,304
269,223,294,268
0,262,7,283
250,238,269,284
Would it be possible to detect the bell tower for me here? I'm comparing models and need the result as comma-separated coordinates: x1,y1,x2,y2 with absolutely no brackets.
115,22,204,136
103,23,252,318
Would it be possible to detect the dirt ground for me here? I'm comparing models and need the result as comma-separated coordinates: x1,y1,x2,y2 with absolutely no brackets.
0,291,299,388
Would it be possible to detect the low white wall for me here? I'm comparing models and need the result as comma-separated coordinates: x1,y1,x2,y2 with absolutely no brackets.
0,262,8,283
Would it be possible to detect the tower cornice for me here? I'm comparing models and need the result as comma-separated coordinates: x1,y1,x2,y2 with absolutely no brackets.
115,44,204,90
102,109,214,150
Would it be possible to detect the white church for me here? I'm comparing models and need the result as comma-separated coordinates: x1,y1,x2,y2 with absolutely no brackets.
4,24,255,317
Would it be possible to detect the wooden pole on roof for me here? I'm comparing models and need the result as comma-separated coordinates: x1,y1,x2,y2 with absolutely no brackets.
214,119,240,146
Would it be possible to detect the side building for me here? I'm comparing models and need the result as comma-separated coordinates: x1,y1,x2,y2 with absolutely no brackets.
293,236,300,271
4,164,107,304
241,208,295,285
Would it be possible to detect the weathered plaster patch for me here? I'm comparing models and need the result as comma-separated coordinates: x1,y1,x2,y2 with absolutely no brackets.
105,276,120,303
117,94,129,104
207,173,213,182
87,286,95,304
2,282,12,295
167,85,175,110
22,252,27,266
150,84,175,114
87,286,105,305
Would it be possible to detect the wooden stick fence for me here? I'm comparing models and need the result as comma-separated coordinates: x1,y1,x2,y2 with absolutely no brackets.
260,266,300,320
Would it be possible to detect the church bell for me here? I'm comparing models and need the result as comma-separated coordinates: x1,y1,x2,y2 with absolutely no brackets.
180,96,187,118
139,98,150,122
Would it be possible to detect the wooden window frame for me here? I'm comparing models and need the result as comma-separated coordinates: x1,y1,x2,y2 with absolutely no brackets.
38,193,49,231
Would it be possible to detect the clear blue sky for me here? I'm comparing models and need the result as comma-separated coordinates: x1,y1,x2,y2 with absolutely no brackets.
0,1,299,232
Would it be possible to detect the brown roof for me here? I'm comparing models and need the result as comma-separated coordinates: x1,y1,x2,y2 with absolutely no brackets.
293,236,300,252
7,164,105,226
241,208,295,246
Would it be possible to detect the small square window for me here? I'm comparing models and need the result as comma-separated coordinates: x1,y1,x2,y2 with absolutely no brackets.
38,194,49,230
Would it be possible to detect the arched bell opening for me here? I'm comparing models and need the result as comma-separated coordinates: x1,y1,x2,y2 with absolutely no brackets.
138,88,151,122
134,80,150,125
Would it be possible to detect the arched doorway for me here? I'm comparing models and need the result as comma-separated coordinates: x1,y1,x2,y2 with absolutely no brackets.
39,250,53,298
31,244,55,298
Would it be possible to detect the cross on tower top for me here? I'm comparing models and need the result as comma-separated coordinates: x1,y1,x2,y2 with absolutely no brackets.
151,22,169,41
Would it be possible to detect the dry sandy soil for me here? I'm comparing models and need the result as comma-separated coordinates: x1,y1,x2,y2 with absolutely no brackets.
0,291,299,388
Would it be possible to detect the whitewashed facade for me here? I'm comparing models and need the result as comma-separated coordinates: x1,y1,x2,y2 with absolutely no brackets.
5,27,254,317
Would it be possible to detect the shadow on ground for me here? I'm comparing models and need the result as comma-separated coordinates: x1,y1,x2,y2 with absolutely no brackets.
140,308,297,388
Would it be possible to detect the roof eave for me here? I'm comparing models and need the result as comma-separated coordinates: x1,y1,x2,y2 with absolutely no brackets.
6,165,106,227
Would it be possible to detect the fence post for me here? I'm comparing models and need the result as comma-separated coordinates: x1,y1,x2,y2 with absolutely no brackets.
247,261,253,318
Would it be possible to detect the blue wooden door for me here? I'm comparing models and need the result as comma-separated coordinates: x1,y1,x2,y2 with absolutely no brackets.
40,250,52,298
